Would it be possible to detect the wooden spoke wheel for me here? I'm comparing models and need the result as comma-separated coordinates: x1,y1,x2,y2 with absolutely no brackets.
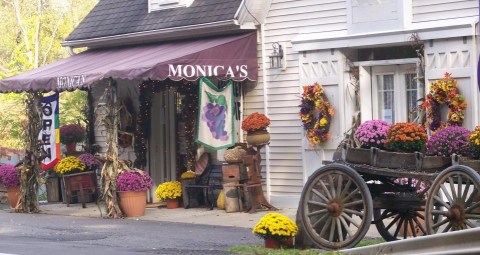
374,207,426,241
374,178,429,241
425,165,480,234
298,163,373,250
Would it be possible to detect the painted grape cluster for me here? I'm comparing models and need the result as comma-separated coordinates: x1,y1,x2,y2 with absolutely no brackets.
202,91,228,141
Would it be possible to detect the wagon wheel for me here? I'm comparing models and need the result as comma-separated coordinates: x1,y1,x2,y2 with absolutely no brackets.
425,165,480,234
374,178,429,241
374,207,426,241
299,163,373,250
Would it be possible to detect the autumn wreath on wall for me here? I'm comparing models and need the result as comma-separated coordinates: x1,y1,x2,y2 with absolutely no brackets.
422,72,467,132
299,82,334,145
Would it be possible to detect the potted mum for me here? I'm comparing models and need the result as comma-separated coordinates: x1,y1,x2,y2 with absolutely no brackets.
373,122,428,169
117,170,153,217
60,123,86,153
155,181,182,209
252,212,298,249
0,164,21,208
54,156,86,175
77,153,102,172
469,126,480,159
347,120,390,164
424,126,470,170
241,112,271,146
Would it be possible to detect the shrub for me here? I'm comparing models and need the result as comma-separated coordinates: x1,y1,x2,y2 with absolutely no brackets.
252,213,298,242
116,170,153,192
59,123,86,144
54,156,86,175
155,181,182,200
77,153,102,170
0,164,20,188
426,126,471,157
386,122,428,153
354,120,390,149
241,112,270,133
470,126,480,159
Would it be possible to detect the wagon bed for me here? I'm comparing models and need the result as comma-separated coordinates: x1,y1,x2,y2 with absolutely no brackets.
298,148,480,250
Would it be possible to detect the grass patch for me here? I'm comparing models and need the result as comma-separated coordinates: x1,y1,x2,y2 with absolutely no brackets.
228,238,385,254
228,245,341,255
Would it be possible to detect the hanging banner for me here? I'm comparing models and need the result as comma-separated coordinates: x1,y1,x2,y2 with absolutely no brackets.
195,77,234,150
38,93,61,170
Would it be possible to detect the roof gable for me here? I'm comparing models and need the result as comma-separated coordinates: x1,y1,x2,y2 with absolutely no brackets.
65,0,242,45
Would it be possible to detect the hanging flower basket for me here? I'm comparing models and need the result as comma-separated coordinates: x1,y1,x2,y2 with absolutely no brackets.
246,130,271,146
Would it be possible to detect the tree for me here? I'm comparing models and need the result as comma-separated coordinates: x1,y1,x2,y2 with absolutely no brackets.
0,0,98,148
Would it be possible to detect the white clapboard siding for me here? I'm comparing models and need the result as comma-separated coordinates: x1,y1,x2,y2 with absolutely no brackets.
412,0,478,22
242,0,348,207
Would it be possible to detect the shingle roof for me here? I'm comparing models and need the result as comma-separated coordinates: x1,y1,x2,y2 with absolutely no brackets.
66,0,242,42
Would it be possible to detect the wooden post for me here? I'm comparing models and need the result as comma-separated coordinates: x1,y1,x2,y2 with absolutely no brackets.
241,145,277,213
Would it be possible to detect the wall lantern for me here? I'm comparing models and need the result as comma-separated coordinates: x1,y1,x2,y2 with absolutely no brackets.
269,42,284,69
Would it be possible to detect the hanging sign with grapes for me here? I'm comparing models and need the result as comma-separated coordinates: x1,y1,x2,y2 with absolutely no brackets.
195,77,235,150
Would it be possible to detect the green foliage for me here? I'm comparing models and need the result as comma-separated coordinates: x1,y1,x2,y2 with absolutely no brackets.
228,245,341,255
60,90,87,125
0,0,97,148
228,238,384,255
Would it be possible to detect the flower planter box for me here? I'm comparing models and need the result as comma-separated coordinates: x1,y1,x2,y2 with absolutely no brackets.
342,144,372,165
419,156,451,172
452,154,480,171
62,171,96,208
371,148,418,169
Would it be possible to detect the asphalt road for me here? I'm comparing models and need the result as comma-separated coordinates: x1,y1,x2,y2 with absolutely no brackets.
0,211,261,255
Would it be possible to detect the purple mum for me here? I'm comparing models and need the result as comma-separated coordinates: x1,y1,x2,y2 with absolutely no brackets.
0,164,20,188
354,120,390,149
117,171,153,192
426,126,471,157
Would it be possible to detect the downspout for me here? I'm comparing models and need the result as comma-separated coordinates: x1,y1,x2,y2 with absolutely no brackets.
66,46,76,56
260,24,271,202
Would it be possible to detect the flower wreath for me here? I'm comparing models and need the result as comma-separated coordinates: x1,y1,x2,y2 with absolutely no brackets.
299,82,334,145
421,73,467,131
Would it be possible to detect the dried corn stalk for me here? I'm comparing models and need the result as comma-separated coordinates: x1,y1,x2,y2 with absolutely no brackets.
17,92,43,213
94,80,128,218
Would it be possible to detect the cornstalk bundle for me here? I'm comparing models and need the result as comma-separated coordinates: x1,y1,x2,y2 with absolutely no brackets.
17,92,43,213
94,80,125,218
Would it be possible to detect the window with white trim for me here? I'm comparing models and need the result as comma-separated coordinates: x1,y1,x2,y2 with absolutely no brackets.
372,65,419,124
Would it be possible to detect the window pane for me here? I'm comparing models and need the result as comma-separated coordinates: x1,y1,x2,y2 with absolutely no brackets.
405,73,418,121
377,74,395,124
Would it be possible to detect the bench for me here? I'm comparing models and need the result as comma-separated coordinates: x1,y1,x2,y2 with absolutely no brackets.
183,153,223,210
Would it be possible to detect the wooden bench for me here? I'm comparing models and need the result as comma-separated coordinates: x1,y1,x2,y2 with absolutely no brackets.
183,153,223,210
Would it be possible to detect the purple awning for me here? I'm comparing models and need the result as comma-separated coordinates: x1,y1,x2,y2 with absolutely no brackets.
0,32,258,92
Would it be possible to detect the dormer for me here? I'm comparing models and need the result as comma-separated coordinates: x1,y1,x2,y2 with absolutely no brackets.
149,0,195,12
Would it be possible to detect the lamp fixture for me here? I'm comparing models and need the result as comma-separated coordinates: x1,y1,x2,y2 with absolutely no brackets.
269,42,284,69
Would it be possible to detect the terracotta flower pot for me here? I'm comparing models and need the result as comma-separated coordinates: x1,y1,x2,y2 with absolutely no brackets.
246,130,270,146
118,190,147,217
166,199,179,209
264,237,281,249
6,186,20,208
264,237,293,249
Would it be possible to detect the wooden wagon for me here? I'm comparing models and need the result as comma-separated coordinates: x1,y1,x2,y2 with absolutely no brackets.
297,144,480,250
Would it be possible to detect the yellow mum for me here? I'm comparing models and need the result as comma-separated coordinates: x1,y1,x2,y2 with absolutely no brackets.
156,181,182,200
